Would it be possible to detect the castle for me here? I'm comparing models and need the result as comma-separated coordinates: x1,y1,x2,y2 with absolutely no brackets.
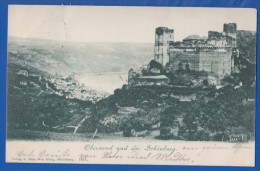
155,23,238,77
128,23,239,86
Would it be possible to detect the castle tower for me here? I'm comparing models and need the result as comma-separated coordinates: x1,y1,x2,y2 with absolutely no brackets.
154,27,174,66
223,23,238,73
223,23,237,48
223,23,237,33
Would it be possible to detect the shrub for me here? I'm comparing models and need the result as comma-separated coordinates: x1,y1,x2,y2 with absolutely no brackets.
122,123,133,137
214,133,229,141
99,115,119,133
194,129,210,141
159,126,173,140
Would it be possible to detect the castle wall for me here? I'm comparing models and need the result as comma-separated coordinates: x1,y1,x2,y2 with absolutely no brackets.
169,51,200,71
199,51,232,77
169,49,232,77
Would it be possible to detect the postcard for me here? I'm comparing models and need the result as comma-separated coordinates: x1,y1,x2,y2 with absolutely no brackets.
6,5,256,166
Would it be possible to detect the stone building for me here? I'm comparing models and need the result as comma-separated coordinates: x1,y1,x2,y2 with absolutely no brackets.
165,23,238,78
128,75,169,86
128,23,239,87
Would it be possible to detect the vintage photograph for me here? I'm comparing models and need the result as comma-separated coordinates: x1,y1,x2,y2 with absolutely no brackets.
6,5,256,166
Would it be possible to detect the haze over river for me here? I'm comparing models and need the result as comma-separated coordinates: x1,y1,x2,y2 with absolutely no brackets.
76,72,128,94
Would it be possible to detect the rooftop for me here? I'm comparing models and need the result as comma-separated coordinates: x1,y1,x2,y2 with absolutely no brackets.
183,35,207,41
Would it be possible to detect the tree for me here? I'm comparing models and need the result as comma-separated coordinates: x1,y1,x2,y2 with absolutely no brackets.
148,60,163,74
160,107,178,139
237,30,256,64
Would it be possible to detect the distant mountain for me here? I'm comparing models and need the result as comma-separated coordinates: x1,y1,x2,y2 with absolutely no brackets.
8,36,154,75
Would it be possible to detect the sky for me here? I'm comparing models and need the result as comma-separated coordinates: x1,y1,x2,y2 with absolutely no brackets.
8,5,257,43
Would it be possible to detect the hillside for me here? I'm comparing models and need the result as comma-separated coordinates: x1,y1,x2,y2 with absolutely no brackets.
237,30,256,64
7,59,98,134
8,37,153,75
78,81,255,141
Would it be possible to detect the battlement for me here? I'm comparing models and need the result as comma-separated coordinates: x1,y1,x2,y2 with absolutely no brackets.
155,27,174,35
